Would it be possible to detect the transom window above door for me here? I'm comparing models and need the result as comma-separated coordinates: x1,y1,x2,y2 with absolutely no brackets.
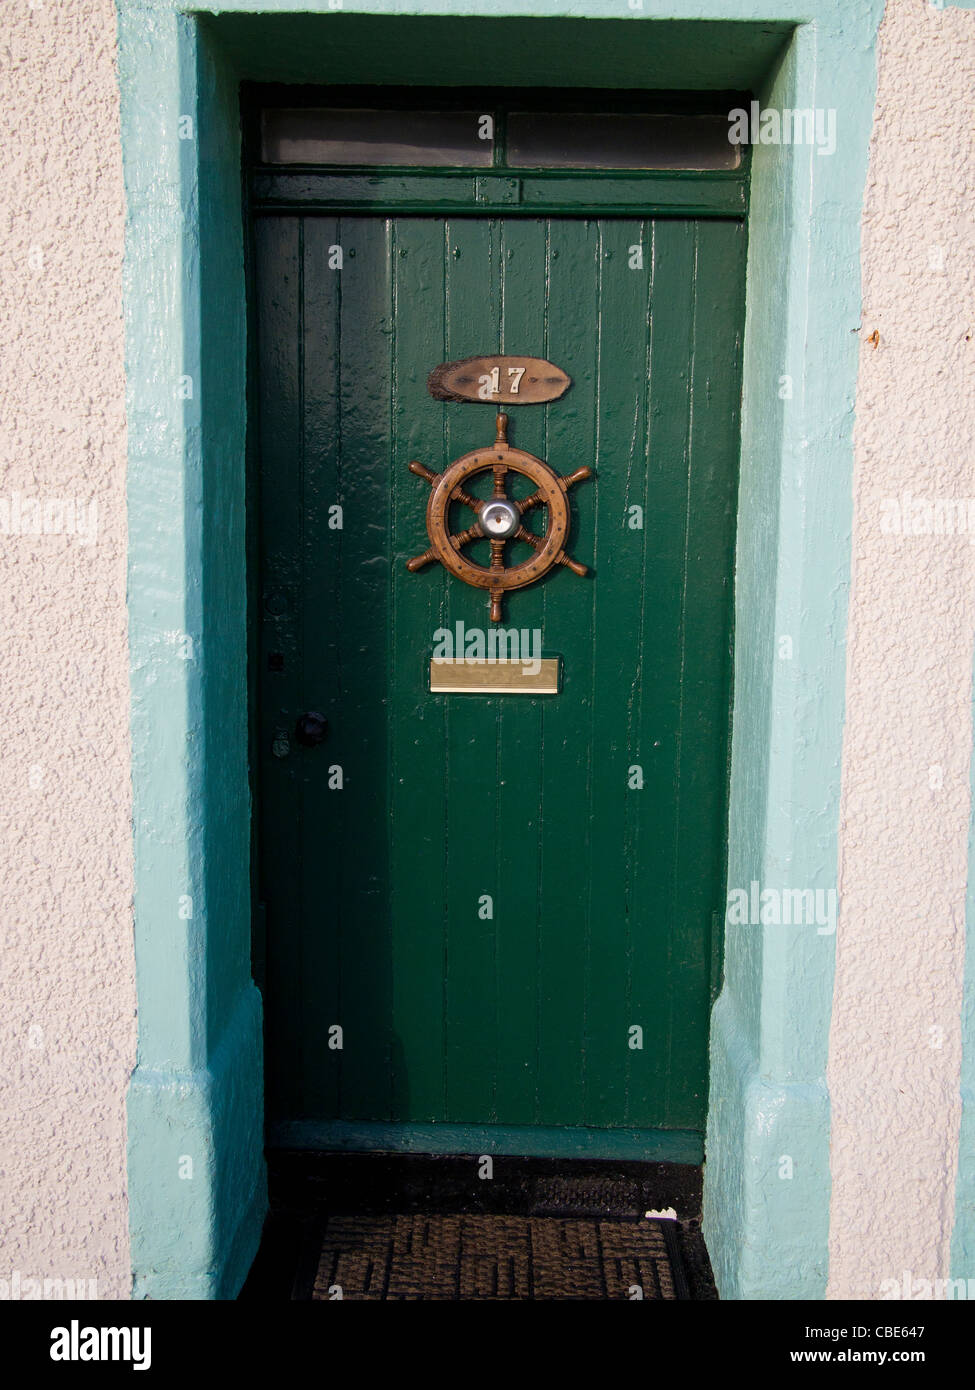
257,91,744,171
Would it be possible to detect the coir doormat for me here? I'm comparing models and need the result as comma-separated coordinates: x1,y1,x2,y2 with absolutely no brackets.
309,1212,689,1300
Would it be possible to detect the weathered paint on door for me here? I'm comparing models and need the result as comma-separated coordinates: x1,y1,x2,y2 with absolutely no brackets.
254,212,744,1151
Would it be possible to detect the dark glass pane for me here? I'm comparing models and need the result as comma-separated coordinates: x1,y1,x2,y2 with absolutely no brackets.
506,112,740,170
260,108,494,167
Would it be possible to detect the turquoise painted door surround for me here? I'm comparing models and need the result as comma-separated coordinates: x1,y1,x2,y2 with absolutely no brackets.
118,0,889,1300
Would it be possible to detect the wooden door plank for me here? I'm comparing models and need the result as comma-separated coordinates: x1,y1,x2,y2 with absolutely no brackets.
442,217,504,1122
297,215,344,1121
533,217,600,1128
491,216,549,1124
330,215,394,1121
388,217,451,1121
663,218,744,1125
627,219,698,1127
582,218,654,1129
255,215,307,1125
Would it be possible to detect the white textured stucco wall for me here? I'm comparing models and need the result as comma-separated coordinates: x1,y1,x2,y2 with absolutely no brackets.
828,0,975,1300
1,0,974,1301
0,0,135,1299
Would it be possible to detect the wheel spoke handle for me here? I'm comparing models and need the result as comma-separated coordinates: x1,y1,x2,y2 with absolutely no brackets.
450,525,482,549
451,486,483,512
563,467,593,488
517,490,545,515
408,460,440,486
515,525,544,551
406,547,438,572
558,552,589,577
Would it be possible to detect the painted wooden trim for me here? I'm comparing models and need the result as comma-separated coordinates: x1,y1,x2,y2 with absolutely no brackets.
250,170,747,216
269,1120,704,1165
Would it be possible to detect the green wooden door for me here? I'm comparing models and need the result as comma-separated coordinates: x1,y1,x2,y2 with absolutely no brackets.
254,212,744,1157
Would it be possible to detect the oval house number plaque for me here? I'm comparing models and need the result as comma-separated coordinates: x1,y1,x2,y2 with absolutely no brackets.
427,354,571,406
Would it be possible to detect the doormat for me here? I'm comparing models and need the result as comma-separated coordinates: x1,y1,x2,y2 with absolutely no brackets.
308,1212,689,1301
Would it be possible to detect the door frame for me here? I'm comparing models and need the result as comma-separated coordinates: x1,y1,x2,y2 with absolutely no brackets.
117,1,886,1299
247,90,749,1166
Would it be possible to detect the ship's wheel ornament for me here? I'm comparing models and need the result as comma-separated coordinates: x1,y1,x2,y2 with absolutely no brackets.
406,413,592,622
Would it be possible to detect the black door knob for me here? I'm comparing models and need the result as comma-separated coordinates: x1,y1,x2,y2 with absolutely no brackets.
295,711,328,747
